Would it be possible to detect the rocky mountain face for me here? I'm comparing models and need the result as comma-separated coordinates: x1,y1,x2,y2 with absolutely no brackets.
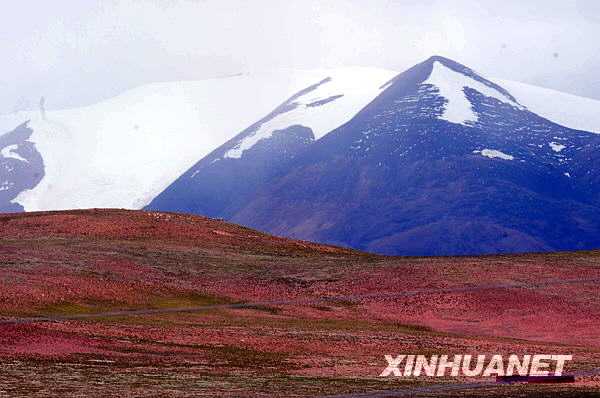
0,122,44,212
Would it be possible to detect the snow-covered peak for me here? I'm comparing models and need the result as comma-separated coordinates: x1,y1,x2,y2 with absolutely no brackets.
423,61,522,125
223,67,396,159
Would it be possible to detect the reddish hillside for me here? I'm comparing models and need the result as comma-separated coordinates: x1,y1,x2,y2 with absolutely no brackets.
0,209,354,254
1,209,599,397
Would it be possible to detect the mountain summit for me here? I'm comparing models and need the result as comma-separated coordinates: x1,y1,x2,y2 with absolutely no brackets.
148,56,600,255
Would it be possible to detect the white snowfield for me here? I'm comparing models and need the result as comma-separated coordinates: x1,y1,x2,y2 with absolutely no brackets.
494,79,600,134
423,61,523,125
421,62,600,135
223,67,396,159
0,68,395,211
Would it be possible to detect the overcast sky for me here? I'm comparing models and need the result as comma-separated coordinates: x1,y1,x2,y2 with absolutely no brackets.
2,0,600,113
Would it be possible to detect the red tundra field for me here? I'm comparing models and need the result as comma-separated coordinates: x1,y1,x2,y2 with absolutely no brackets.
1,209,599,397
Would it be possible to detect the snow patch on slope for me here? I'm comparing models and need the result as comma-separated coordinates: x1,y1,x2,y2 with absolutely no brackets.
1,145,28,163
474,149,514,160
423,61,522,125
549,142,566,152
494,79,600,134
224,67,396,159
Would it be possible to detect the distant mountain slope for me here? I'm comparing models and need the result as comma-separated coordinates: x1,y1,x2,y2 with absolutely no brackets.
0,67,395,212
494,78,600,134
149,56,600,256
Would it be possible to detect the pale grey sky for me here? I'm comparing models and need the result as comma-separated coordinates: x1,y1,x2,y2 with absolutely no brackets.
2,0,600,113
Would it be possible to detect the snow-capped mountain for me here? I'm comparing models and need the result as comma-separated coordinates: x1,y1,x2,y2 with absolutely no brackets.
0,67,395,212
148,56,600,256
